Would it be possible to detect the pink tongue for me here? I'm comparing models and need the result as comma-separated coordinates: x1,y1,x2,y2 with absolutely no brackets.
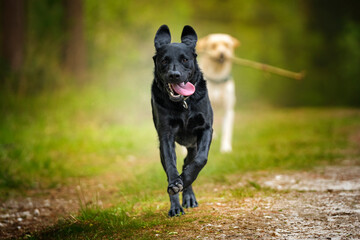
171,82,195,96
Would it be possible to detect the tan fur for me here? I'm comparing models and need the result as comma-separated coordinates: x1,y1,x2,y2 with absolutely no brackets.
197,34,240,153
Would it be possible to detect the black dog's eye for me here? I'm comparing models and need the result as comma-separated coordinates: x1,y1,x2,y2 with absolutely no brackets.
182,58,188,63
161,59,168,65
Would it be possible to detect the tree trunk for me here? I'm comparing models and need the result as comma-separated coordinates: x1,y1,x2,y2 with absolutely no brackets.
63,0,86,80
1,0,26,72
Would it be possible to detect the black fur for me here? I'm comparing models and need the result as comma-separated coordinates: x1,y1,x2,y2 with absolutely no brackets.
151,25,213,217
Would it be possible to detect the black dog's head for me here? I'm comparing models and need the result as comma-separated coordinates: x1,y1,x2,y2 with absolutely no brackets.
153,25,198,102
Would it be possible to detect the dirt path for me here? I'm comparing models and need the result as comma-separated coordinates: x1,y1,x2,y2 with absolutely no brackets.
176,165,360,239
0,179,116,239
1,165,360,239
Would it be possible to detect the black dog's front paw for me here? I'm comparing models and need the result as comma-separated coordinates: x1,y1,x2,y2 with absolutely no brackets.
168,205,185,217
167,178,184,195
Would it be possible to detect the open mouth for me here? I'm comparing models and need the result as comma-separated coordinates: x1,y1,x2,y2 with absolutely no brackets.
166,82,195,102
216,54,227,64
209,54,227,64
217,57,225,63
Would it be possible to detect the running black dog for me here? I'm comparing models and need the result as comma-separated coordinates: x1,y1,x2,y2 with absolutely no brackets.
151,25,213,217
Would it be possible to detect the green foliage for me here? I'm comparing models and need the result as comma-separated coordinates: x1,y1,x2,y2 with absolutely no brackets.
1,0,360,105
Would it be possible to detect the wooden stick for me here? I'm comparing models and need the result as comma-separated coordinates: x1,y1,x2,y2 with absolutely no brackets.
198,51,305,80
230,56,305,80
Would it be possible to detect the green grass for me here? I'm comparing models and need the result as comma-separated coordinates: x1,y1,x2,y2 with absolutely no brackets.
25,182,283,239
2,83,359,193
25,204,202,240
0,80,157,193
31,207,138,239
1,82,360,239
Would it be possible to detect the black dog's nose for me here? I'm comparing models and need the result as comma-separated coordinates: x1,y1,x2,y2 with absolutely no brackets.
168,71,181,80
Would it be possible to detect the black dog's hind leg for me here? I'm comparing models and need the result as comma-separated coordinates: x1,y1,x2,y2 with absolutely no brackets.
181,129,212,189
182,185,198,208
182,147,198,208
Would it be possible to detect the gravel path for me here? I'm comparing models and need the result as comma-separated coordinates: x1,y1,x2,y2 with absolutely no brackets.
183,165,360,239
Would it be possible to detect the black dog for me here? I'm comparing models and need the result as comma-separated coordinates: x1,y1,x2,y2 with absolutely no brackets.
151,25,213,217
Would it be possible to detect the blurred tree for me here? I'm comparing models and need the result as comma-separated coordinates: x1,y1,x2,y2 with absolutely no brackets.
301,0,360,105
0,0,26,72
63,0,86,80
0,0,359,105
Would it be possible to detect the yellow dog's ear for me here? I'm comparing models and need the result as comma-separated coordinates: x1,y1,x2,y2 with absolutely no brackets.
196,35,209,52
231,36,241,48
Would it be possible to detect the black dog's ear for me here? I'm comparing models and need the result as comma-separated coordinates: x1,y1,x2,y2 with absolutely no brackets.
154,25,171,50
181,25,197,49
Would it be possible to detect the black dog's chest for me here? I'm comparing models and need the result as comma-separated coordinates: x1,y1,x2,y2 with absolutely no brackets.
170,111,205,130
170,112,206,146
